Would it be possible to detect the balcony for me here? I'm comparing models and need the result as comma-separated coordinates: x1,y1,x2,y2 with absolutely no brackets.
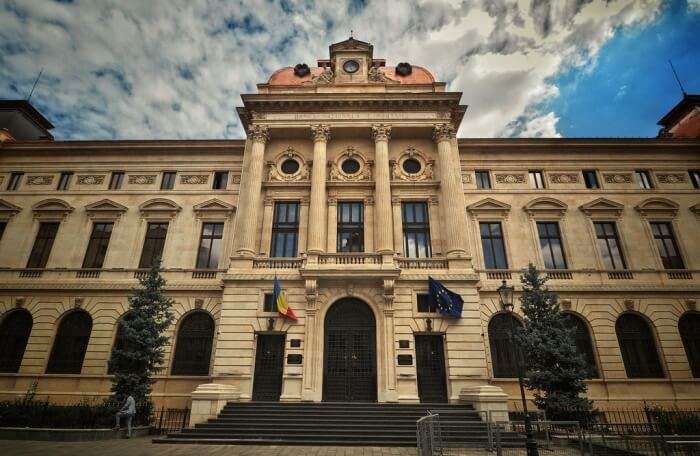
476,268,698,288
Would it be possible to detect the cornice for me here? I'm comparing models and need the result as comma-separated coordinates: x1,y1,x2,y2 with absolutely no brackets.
1,139,246,152
457,138,700,148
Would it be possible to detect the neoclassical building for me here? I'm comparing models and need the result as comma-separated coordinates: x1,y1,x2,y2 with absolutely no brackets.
0,38,698,411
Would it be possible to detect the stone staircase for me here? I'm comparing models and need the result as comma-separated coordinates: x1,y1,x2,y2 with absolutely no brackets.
153,401,522,447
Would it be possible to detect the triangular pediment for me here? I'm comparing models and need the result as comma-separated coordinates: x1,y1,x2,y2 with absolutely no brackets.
523,197,567,217
32,198,74,220
0,199,22,218
466,198,511,218
193,199,235,218
635,198,679,218
579,198,624,217
139,198,181,218
85,199,128,212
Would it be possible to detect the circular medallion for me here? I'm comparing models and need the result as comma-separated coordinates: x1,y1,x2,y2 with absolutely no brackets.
402,158,422,174
343,59,359,74
341,158,361,174
667,175,679,183
280,159,300,175
613,174,626,183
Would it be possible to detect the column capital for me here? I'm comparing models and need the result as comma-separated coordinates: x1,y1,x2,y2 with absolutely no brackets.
263,197,274,207
432,123,456,143
248,124,270,143
310,124,331,143
371,124,392,142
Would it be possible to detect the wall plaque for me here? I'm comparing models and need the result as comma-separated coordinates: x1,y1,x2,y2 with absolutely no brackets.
397,355,413,366
290,339,301,348
287,354,303,364
399,340,410,348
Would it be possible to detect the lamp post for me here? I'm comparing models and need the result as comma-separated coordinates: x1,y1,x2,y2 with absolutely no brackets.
497,280,539,456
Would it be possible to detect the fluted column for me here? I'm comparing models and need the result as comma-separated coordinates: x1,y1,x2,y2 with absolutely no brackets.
233,124,269,257
433,123,469,258
307,125,330,254
371,124,394,255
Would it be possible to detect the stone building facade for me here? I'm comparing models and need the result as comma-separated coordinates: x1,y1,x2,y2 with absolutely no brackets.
0,38,698,411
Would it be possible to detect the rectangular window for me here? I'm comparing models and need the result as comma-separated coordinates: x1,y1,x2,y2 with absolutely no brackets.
475,170,491,189
270,202,300,257
583,170,599,189
594,222,626,270
82,222,114,269
264,293,276,312
161,171,176,190
196,222,224,269
480,222,508,269
57,172,73,191
109,171,124,190
27,222,59,268
417,293,437,313
7,172,23,191
0,221,6,241
690,170,700,189
650,222,684,269
529,170,545,189
537,221,567,269
213,171,228,190
635,170,654,189
337,201,364,252
402,202,432,258
138,222,169,268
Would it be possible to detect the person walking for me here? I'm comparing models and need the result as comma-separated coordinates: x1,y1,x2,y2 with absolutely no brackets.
114,394,136,438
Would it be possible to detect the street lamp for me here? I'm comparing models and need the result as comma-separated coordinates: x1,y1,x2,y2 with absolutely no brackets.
497,280,539,456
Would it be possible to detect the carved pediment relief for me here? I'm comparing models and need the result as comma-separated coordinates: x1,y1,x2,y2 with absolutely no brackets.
634,197,679,219
193,198,236,219
139,198,182,219
330,147,372,181
466,198,511,218
579,198,624,218
0,199,22,219
690,203,700,217
268,148,310,182
523,197,567,218
391,147,434,182
85,199,128,220
32,198,74,220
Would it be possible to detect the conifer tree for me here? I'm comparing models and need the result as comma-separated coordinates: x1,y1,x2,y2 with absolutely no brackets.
108,261,174,417
517,263,594,420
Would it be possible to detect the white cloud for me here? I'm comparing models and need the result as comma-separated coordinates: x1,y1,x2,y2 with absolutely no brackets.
519,111,562,137
689,0,700,12
0,0,663,139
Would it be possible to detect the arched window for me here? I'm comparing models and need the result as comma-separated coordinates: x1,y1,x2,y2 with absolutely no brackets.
107,312,135,375
563,313,599,378
679,313,700,378
488,313,523,378
171,311,214,376
46,310,92,374
0,309,33,373
615,313,664,379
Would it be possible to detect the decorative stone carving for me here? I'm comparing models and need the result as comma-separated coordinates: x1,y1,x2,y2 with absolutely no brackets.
84,199,128,220
432,123,455,142
193,199,236,218
523,197,568,218
248,124,270,143
656,173,687,184
603,173,632,184
428,196,439,206
579,198,624,218
383,279,395,309
26,175,53,185
461,173,472,183
560,299,572,310
32,198,75,220
329,147,371,181
371,124,391,142
128,174,156,185
495,173,526,184
263,197,274,207
0,199,22,219
74,298,84,309
623,299,635,311
550,173,579,184
634,197,679,219
310,124,331,142
368,66,398,83
268,148,309,182
391,196,401,205
305,279,318,309
392,147,434,181
364,196,374,206
77,175,105,185
686,299,697,311
180,175,209,185
139,198,182,219
396,62,413,76
327,195,337,205
293,63,310,77
310,67,333,84
15,297,25,308
466,198,511,218
194,298,204,309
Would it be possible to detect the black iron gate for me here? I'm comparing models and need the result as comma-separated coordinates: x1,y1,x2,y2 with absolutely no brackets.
252,334,285,401
415,335,448,403
323,298,377,402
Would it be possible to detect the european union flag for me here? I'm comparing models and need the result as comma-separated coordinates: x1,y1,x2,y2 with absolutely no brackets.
428,276,463,318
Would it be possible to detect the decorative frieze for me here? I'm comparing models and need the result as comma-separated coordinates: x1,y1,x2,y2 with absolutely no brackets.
180,175,209,185
310,124,331,142
26,175,54,185
549,173,579,184
432,123,455,142
603,173,632,184
128,174,156,185
656,173,687,184
77,175,105,185
494,173,526,184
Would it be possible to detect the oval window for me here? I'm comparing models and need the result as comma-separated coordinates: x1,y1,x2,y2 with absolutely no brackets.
343,60,359,74
280,159,300,175
341,158,361,175
402,158,422,174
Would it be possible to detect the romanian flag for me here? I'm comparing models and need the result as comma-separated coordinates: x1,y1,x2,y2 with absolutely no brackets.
274,276,297,321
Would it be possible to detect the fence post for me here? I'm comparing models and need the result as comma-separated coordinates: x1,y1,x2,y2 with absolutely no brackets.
182,408,189,430
157,406,165,434
495,423,502,456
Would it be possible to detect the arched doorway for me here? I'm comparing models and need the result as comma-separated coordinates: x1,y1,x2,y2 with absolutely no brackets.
323,297,377,402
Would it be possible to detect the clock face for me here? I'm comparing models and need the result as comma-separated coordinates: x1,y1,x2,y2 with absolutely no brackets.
343,59,360,74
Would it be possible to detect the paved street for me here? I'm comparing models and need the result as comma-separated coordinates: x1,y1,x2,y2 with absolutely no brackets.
0,438,422,456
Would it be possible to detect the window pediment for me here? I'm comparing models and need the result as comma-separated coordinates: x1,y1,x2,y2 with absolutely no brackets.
32,198,74,220
0,199,22,219
466,198,511,218
690,203,700,217
139,198,182,219
579,198,624,218
523,197,567,218
193,198,235,219
85,199,127,220
634,197,679,219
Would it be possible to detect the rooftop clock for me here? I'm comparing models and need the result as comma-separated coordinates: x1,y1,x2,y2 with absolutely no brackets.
342,59,360,74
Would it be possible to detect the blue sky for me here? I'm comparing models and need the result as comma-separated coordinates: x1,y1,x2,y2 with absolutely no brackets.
1,0,698,139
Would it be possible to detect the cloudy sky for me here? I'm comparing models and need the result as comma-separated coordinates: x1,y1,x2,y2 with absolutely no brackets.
1,0,698,139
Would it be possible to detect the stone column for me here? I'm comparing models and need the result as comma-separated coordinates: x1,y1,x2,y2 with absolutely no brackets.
433,123,469,259
233,125,269,257
307,125,330,255
371,124,394,257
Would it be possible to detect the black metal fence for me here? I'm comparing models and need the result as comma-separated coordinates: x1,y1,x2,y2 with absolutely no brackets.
150,407,190,435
